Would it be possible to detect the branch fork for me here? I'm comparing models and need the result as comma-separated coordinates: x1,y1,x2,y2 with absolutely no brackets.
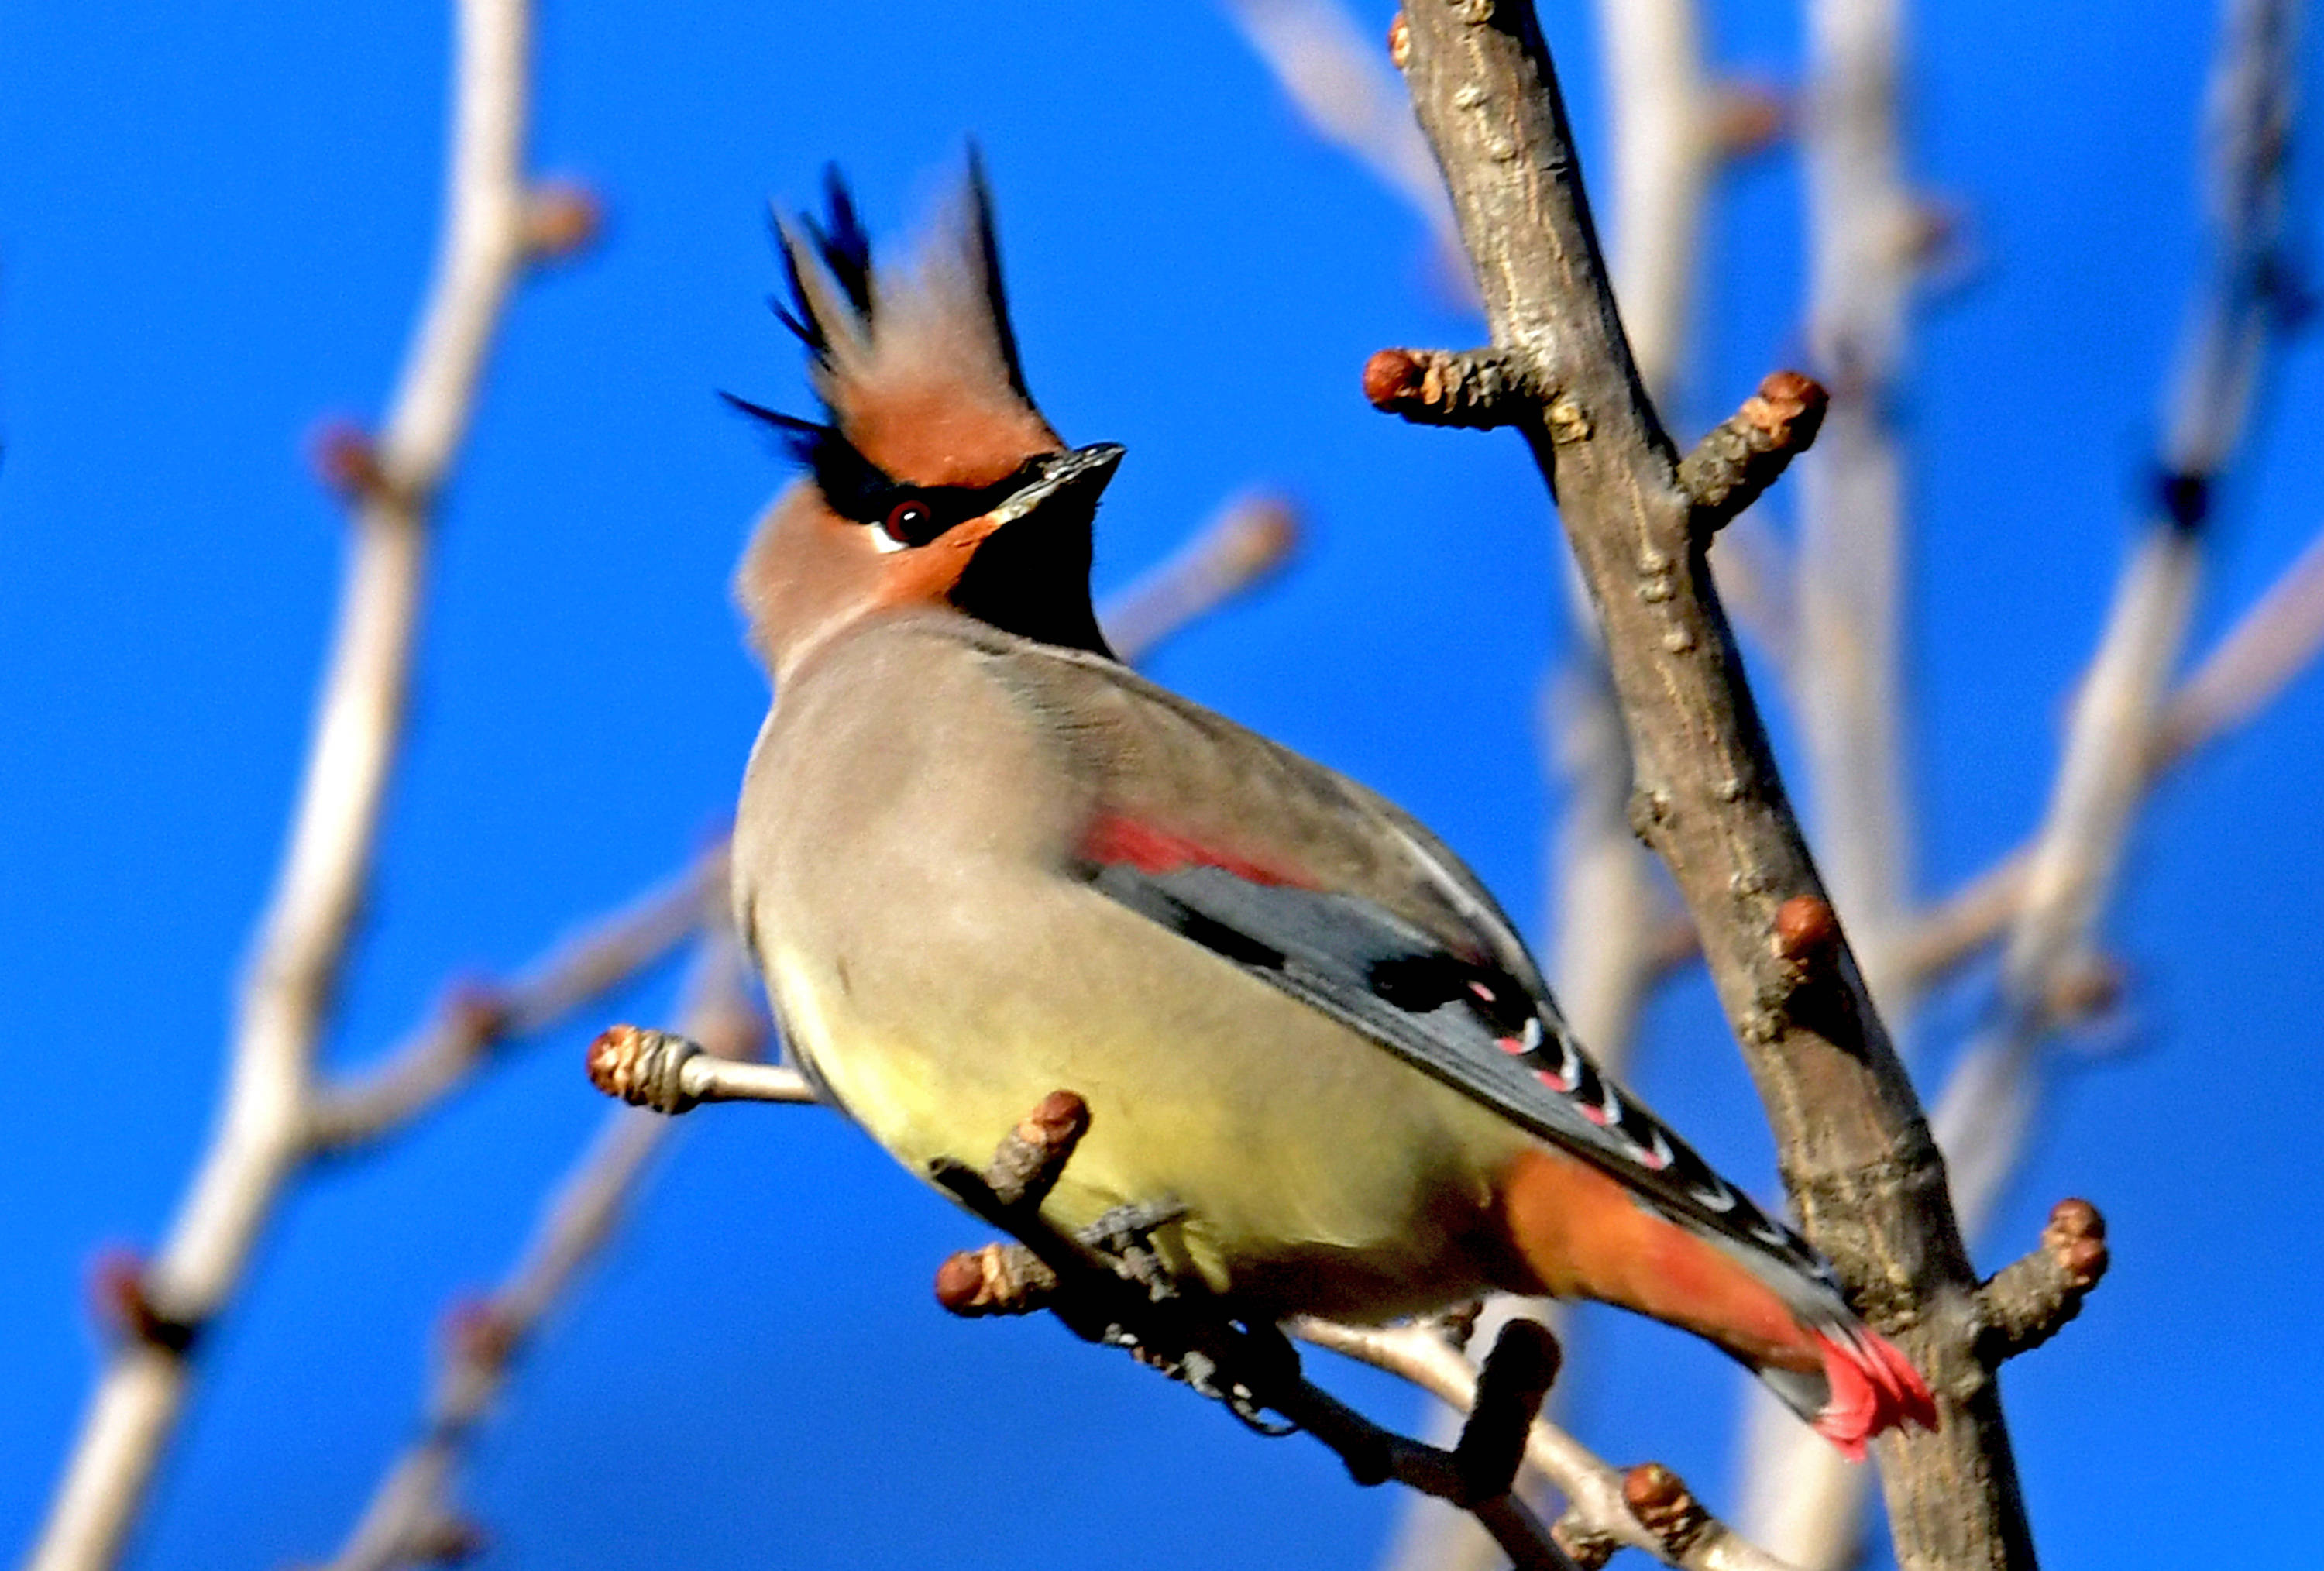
924,1090,1581,1571
1972,1198,2109,1365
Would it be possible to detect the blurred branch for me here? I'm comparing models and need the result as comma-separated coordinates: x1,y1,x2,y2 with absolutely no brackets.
2150,521,2324,760
1789,0,1918,1007
305,846,727,1151
1786,510,2324,992
1743,1,2305,1560
1216,0,1462,256
1934,0,2305,1248
1099,493,1300,663
1735,0,1924,1553
312,940,772,1571
1386,3,2030,1565
26,5,590,1568
1302,1318,1803,1571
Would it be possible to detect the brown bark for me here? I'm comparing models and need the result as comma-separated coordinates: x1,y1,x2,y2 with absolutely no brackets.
1388,5,2033,1566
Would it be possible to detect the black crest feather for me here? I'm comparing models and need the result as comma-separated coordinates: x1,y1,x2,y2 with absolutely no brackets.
718,391,824,463
965,144,1032,402
734,155,1037,488
770,165,875,358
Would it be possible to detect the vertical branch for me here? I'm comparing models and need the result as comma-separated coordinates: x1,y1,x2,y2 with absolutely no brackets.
1735,0,1920,1560
1386,4,2030,1566
27,5,548,1568
1556,0,1792,1079
1748,1,2303,1559
1789,0,1917,1002
1552,0,1725,1071
1388,12,1740,1563
1934,0,2303,1234
1944,0,2303,1265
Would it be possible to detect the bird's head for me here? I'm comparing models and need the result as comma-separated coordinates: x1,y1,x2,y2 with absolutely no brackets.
730,159,1125,686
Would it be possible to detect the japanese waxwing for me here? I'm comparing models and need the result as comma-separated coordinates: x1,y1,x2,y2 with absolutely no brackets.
725,162,1936,1459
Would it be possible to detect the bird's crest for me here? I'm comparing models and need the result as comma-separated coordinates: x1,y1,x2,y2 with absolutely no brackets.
730,154,1056,489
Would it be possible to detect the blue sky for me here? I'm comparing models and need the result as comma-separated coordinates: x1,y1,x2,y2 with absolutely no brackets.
3,2,2319,1568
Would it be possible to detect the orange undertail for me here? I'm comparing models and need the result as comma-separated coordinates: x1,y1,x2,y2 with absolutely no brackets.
1490,1146,1936,1458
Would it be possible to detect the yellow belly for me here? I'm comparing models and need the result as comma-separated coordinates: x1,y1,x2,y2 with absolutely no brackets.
763,892,1528,1322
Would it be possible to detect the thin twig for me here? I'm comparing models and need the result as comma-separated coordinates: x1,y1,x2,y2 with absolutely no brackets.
586,1023,816,1112
1216,0,1463,260
27,6,559,1568
312,939,771,1571
1098,493,1300,663
1970,1199,2109,1367
304,845,727,1151
902,1091,1580,1571
1300,1318,1803,1571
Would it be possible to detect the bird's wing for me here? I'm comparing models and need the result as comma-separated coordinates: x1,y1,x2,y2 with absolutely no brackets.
982,633,1841,1298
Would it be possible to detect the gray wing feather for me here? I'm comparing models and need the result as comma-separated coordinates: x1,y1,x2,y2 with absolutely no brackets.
1085,860,1841,1297
972,630,1844,1301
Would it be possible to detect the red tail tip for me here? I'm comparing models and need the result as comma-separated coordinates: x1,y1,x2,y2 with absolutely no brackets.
1811,1328,1938,1461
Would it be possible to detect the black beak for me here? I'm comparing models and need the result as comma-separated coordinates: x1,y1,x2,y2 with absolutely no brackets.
947,442,1124,658
988,442,1126,528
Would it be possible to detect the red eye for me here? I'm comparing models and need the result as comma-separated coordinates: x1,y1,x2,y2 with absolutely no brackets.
882,499,933,545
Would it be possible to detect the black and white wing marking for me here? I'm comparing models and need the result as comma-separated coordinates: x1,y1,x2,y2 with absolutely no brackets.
1072,834,1838,1293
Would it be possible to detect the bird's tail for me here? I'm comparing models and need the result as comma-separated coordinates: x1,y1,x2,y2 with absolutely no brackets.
1750,1315,1941,1462
1494,1146,1937,1459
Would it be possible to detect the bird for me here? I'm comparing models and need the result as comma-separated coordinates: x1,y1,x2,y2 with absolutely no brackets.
722,160,1937,1460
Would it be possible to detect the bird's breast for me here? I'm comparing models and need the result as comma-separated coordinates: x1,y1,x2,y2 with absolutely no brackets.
734,624,1528,1319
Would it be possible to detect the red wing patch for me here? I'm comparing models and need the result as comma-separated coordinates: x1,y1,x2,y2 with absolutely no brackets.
1079,813,1314,889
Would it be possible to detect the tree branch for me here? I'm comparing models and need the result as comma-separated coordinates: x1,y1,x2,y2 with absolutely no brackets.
311,939,771,1571
27,6,574,1567
1970,1200,2109,1368
1932,0,2305,1250
1811,510,2324,995
1676,373,1830,531
1097,493,1300,663
304,845,725,1151
1734,0,1926,1556
899,1091,1580,1571
1748,5,2303,1556
586,1023,816,1112
1298,1318,1803,1571
1385,6,2026,1566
